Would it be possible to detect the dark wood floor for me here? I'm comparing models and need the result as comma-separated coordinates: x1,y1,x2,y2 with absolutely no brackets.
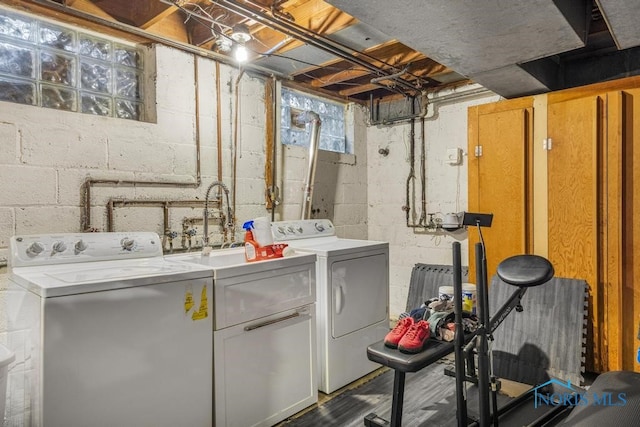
277,355,573,427
278,357,474,427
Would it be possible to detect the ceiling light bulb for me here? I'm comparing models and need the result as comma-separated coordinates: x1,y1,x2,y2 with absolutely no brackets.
234,44,248,63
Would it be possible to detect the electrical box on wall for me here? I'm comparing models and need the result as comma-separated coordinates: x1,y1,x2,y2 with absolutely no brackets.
446,148,462,165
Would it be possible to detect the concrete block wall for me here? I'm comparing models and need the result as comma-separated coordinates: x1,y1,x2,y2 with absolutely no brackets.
0,41,369,424
366,86,500,318
0,9,502,422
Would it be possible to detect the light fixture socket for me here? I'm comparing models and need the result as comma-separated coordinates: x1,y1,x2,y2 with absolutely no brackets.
215,37,232,52
230,24,251,43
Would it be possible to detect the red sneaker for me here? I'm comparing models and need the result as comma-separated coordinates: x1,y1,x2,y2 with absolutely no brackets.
384,317,414,348
398,320,431,353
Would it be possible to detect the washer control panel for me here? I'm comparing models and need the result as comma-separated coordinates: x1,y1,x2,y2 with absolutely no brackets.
271,219,335,241
10,232,163,267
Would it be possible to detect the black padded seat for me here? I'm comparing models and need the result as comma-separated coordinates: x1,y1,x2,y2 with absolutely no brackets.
496,254,554,288
367,339,456,373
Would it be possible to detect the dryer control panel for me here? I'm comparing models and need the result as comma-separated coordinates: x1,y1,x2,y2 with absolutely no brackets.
10,232,163,267
271,219,335,241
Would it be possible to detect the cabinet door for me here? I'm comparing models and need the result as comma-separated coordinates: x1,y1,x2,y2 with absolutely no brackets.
605,89,640,372
621,89,640,372
547,94,602,371
214,305,317,427
468,99,533,282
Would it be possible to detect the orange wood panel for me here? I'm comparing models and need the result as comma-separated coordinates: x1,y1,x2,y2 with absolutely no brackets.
467,100,532,282
603,91,624,371
548,76,640,105
620,89,640,371
547,95,601,371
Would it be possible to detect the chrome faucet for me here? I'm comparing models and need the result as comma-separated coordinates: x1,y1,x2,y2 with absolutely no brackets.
203,181,234,248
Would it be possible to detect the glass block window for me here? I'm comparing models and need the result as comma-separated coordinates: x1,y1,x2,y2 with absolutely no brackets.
0,7,145,120
281,87,348,154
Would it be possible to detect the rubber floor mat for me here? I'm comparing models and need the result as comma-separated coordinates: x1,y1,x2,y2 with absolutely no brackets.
488,276,588,387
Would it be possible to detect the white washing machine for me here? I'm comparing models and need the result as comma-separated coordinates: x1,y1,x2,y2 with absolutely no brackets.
6,232,213,427
272,219,389,394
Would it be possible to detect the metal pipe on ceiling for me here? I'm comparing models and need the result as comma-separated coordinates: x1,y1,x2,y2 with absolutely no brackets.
25,0,290,79
212,0,423,94
370,66,410,85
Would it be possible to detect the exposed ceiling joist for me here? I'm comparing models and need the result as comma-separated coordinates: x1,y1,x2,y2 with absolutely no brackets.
9,0,638,101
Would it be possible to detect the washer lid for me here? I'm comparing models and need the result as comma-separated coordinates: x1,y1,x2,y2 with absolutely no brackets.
287,238,388,257
10,258,212,298
48,263,194,283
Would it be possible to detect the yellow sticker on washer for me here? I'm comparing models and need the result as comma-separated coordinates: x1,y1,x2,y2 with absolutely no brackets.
184,289,194,313
192,285,208,321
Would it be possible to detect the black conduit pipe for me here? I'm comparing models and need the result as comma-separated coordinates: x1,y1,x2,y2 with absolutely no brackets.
475,242,491,426
453,242,468,427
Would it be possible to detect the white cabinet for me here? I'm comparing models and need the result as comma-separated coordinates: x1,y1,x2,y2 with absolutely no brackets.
214,305,317,427
203,254,318,427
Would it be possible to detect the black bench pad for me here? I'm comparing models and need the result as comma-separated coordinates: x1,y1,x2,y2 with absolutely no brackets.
367,339,456,373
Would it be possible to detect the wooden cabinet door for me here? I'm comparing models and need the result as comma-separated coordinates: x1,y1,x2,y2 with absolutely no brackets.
547,94,602,371
469,78,640,373
605,89,640,372
468,99,533,282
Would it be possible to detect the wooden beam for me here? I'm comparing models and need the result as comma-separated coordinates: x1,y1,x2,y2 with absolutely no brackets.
61,0,118,21
304,58,448,89
310,68,371,87
289,40,427,79
4,0,148,42
248,0,356,56
144,8,189,43
338,82,387,97
139,4,179,30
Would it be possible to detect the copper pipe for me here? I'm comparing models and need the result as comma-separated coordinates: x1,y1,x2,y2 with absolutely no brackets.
106,198,220,233
232,69,245,236
194,58,202,185
216,62,223,181
83,179,201,231
82,50,204,231
163,203,170,237
106,199,114,232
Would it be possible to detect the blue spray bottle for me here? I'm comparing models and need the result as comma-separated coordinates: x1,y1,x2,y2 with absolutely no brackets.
242,221,258,262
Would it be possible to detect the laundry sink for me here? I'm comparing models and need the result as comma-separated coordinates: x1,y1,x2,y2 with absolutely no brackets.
173,249,247,269
166,249,317,328
168,248,315,278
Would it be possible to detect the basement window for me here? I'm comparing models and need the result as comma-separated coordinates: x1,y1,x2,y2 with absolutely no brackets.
0,6,148,121
280,87,350,154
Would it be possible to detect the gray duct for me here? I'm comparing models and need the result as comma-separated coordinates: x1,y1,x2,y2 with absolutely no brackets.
295,111,321,220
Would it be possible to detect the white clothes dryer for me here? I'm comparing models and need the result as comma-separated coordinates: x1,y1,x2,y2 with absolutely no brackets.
272,219,389,394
